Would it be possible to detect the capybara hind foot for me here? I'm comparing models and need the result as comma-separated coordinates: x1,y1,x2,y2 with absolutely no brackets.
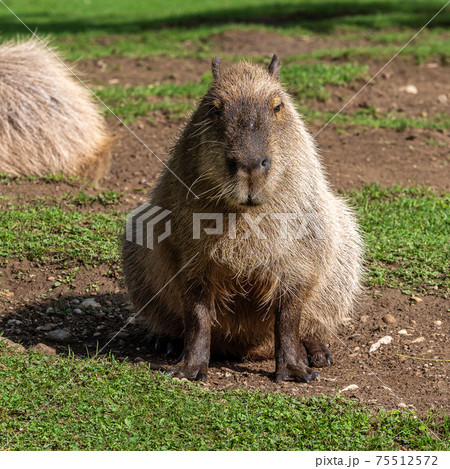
169,360,208,382
275,363,320,383
303,339,333,368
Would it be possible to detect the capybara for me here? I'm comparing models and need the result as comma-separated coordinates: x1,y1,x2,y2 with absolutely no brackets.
0,39,110,184
123,55,363,383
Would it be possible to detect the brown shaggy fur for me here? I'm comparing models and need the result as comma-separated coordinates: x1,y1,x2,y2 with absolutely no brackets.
0,39,111,184
123,56,363,380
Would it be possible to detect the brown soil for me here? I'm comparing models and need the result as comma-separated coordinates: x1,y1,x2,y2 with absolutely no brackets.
1,30,449,412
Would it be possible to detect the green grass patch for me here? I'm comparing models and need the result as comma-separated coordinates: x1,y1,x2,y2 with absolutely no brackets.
0,345,448,450
0,1,449,60
0,203,122,268
348,185,449,293
302,108,450,131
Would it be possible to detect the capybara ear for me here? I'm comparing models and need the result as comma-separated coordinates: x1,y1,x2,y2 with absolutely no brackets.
212,56,221,80
268,54,281,80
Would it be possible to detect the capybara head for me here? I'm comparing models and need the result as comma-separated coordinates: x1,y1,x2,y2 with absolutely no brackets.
189,55,302,208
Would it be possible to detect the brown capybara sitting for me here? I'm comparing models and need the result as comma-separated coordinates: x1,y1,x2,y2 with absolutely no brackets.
123,55,363,383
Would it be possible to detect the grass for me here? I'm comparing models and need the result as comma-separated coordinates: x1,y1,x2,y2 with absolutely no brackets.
0,202,122,268
349,185,450,294
0,185,448,294
0,0,449,61
0,344,448,450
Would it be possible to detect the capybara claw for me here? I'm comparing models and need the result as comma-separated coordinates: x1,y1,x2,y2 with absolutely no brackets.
275,364,320,383
169,362,208,382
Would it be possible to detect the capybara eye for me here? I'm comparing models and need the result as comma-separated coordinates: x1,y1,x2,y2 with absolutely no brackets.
273,102,283,115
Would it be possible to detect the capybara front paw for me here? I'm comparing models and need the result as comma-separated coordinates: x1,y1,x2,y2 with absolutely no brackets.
275,363,320,383
168,362,208,382
302,340,333,368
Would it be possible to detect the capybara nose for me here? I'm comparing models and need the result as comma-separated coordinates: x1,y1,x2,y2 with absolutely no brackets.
260,157,271,170
241,156,271,173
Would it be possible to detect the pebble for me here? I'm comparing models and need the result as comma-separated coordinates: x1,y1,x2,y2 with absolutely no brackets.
411,336,425,344
437,94,448,104
359,315,370,323
411,296,423,303
398,329,409,335
399,85,418,95
7,319,22,326
46,329,71,342
46,307,55,314
73,308,83,315
434,320,442,327
339,384,359,393
70,299,80,305
36,323,54,332
30,343,56,356
124,305,134,312
93,332,101,337
369,335,392,352
80,298,102,309
0,337,26,353
107,331,129,340
382,314,396,325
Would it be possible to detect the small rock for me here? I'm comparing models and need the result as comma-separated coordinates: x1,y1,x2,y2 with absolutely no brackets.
105,300,112,307
369,335,392,353
411,336,425,344
46,307,55,314
399,85,418,95
70,299,80,305
7,319,22,326
36,323,54,332
30,343,56,355
134,357,144,363
398,402,407,408
411,296,423,303
437,94,448,104
80,298,101,309
339,384,359,393
46,329,71,342
434,320,442,327
73,308,83,315
382,314,396,325
124,305,134,312
0,337,26,352
108,78,120,85
93,332,101,337
398,329,409,335
359,315,370,323
107,331,129,340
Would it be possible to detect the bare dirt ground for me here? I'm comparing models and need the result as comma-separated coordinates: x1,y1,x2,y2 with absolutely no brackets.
1,31,449,412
